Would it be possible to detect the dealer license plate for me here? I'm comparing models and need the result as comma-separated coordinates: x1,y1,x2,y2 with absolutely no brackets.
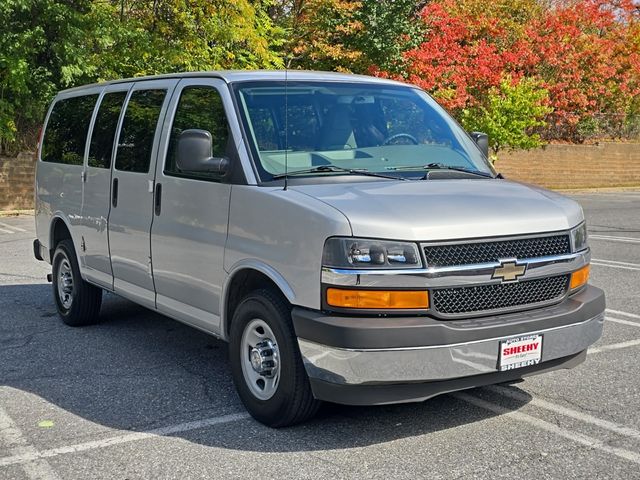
499,334,543,371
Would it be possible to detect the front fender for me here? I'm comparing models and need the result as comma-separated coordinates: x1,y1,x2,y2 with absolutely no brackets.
220,259,296,341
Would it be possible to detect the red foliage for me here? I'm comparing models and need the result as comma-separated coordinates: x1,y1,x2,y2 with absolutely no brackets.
514,0,640,127
400,2,516,111
380,0,640,139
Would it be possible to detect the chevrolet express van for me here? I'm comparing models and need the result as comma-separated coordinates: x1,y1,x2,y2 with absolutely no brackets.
34,71,605,427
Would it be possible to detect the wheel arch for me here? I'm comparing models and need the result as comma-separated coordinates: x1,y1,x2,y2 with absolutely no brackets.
48,215,83,274
221,261,295,342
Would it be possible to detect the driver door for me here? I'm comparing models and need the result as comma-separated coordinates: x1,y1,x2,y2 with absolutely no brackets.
150,78,236,333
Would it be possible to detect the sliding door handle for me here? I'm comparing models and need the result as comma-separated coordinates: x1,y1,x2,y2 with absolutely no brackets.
154,183,162,216
112,178,118,207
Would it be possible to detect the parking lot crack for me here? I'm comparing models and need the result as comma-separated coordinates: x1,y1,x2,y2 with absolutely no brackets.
176,360,222,405
0,327,58,350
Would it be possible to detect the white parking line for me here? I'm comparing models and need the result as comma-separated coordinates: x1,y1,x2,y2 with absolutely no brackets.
590,234,640,245
486,385,640,440
0,412,250,469
607,308,640,321
0,221,26,233
607,317,640,328
454,392,640,465
0,228,14,234
592,259,640,271
589,338,640,354
0,405,61,479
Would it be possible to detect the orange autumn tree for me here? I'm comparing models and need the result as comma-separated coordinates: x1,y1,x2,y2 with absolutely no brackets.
278,0,425,73
282,0,364,71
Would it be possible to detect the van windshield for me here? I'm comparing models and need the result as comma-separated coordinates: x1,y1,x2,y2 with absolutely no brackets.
233,81,494,181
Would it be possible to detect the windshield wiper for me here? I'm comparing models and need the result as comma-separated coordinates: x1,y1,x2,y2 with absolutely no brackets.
386,163,495,178
272,165,407,181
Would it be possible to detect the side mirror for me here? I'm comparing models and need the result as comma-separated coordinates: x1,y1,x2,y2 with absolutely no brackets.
470,131,489,159
177,129,228,175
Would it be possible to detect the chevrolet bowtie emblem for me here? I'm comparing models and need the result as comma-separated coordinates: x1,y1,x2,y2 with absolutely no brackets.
492,260,527,282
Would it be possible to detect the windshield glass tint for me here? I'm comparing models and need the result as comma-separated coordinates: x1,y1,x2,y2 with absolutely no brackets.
234,81,493,180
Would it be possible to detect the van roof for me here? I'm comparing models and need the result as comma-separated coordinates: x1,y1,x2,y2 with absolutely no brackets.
59,70,411,94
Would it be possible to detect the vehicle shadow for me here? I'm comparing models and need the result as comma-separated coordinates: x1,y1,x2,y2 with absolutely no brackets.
0,283,532,453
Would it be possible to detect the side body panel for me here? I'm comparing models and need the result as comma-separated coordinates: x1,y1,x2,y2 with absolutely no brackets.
34,101,57,255
223,186,352,338
35,162,83,253
108,79,177,308
150,78,235,334
35,87,103,266
78,84,133,289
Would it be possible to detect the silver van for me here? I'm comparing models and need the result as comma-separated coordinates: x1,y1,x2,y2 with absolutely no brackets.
34,71,605,427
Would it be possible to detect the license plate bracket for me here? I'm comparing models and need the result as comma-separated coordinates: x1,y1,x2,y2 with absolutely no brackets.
499,334,543,371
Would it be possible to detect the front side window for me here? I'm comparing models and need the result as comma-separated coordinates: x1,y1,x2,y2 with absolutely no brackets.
165,86,230,180
88,91,127,169
42,95,98,165
115,89,166,173
234,81,493,181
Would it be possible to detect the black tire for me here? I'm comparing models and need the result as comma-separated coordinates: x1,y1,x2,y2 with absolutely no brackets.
229,288,321,427
51,239,102,326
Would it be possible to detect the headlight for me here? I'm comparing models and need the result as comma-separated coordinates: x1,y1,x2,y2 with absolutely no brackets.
323,237,422,269
570,222,588,252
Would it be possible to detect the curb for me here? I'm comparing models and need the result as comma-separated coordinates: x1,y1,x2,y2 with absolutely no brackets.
0,209,34,217
554,186,640,194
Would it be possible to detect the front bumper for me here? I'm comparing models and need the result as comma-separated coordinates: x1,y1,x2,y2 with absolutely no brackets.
292,285,605,405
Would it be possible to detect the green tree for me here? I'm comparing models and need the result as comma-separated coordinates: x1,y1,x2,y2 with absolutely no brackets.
0,0,285,152
85,0,285,79
349,0,426,74
280,0,363,71
461,76,552,160
275,0,424,73
0,0,95,152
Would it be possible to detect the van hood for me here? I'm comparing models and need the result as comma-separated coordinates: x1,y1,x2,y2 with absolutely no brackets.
291,179,583,241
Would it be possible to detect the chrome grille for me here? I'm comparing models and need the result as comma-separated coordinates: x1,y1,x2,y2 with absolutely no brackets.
424,235,571,267
432,275,570,316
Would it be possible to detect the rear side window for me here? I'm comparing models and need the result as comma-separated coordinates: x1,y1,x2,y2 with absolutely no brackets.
88,91,127,169
115,89,166,173
165,86,230,179
42,95,98,165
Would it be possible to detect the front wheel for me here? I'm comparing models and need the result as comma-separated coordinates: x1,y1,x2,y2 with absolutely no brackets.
229,289,321,427
52,239,102,326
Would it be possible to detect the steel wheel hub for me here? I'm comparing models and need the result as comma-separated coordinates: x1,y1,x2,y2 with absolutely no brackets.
249,339,278,377
57,257,74,309
240,319,281,400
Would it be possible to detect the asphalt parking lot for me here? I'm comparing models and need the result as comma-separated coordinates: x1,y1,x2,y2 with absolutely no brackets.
1,190,639,480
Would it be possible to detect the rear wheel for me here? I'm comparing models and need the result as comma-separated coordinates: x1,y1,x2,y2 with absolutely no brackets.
229,289,321,427
52,239,102,326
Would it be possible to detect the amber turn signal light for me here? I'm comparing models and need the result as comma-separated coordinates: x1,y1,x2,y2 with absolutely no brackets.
570,264,590,290
326,288,429,309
